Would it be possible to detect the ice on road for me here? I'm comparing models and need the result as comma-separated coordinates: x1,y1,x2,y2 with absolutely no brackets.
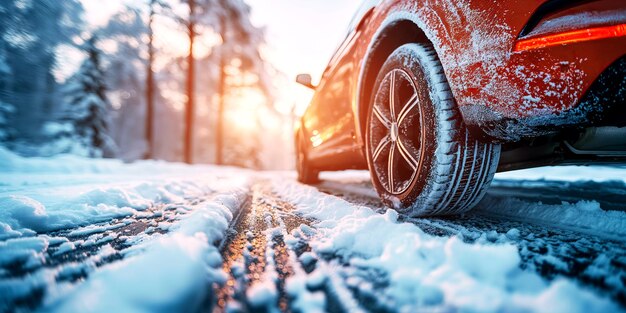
0,147,625,312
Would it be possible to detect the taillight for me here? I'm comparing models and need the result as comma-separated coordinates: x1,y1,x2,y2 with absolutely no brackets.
514,23,626,51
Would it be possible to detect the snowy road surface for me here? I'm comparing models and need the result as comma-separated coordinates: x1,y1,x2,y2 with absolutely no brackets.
0,149,625,312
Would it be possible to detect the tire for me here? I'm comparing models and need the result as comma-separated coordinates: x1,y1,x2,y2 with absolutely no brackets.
364,43,501,216
296,131,319,184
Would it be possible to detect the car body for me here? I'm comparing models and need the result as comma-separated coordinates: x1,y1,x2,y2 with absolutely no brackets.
295,0,626,215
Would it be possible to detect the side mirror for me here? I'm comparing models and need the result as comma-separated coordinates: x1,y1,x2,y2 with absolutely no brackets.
296,74,316,90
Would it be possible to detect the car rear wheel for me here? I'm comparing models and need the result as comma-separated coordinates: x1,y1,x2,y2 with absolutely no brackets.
365,43,501,215
296,132,319,184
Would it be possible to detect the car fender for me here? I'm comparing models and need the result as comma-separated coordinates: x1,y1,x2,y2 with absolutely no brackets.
354,2,466,150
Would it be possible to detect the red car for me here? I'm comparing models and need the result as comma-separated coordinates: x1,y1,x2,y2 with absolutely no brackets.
295,0,626,215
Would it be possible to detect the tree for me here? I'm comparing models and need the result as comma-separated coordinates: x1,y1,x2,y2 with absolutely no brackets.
99,6,149,160
0,0,84,146
184,0,197,164
152,0,276,165
212,0,274,165
0,39,15,143
145,0,170,160
0,99,15,143
63,36,116,158
172,0,274,165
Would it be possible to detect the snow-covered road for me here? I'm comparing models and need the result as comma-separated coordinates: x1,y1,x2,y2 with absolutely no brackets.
0,149,625,312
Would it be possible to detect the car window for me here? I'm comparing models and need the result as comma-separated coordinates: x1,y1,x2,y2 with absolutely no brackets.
320,0,379,82
346,0,379,34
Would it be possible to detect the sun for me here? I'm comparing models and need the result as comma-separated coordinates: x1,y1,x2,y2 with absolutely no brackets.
227,88,269,133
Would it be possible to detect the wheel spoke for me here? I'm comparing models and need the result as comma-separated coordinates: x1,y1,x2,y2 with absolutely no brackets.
372,135,391,162
371,69,425,195
389,71,396,120
396,138,418,171
397,93,418,126
373,105,391,128
387,143,395,194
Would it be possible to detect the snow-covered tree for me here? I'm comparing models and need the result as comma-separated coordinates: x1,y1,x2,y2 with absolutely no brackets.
0,44,15,143
99,7,149,160
0,101,15,143
62,36,116,158
215,0,276,167
0,0,84,146
169,0,275,165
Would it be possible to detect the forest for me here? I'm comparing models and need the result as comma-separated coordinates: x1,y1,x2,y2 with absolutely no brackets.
0,0,294,169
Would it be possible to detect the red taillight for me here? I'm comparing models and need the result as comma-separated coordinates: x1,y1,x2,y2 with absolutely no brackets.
514,23,626,51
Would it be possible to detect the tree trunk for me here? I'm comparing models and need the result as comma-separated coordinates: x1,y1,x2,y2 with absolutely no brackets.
145,0,155,159
215,15,226,165
184,0,195,164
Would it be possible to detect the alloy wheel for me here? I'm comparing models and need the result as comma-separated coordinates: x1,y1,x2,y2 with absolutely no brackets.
369,68,425,195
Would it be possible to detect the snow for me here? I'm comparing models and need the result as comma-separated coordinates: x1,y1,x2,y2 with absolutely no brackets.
247,280,278,309
46,233,220,312
481,166,626,241
0,147,251,312
477,197,626,242
0,194,136,234
67,222,126,237
53,242,76,256
496,165,626,183
2,147,625,311
272,178,622,312
0,237,47,268
0,146,249,237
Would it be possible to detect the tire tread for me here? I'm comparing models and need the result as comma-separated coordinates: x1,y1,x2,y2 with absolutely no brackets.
404,43,500,216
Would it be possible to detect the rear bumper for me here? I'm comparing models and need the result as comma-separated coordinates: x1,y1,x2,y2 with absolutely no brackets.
453,0,626,142
462,55,626,142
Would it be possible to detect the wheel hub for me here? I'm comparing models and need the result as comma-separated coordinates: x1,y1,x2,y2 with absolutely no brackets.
390,123,399,142
368,68,424,195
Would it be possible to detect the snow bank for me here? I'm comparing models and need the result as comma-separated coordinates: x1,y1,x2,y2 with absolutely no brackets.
273,179,620,312
0,145,246,175
0,180,224,234
0,194,136,234
484,165,626,240
496,165,626,183
0,146,250,236
477,197,626,242
0,146,125,174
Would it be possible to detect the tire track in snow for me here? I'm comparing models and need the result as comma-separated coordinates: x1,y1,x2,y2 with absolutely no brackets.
214,183,294,312
213,186,267,312
268,188,391,313
213,182,380,313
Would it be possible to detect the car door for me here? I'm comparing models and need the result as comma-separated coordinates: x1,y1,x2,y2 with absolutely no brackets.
304,2,376,168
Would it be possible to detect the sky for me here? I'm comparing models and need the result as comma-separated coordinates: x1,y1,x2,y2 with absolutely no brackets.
246,0,363,113
80,0,364,115
246,0,362,81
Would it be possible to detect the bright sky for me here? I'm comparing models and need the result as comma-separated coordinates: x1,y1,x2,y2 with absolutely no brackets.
80,0,364,114
245,0,363,113
246,0,362,81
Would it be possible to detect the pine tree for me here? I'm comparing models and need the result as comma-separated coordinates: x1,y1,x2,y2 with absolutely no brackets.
0,0,84,144
0,46,14,143
63,36,116,158
0,101,14,143
100,7,149,160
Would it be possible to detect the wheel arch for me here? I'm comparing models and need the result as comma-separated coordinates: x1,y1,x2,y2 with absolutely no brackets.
355,17,441,151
